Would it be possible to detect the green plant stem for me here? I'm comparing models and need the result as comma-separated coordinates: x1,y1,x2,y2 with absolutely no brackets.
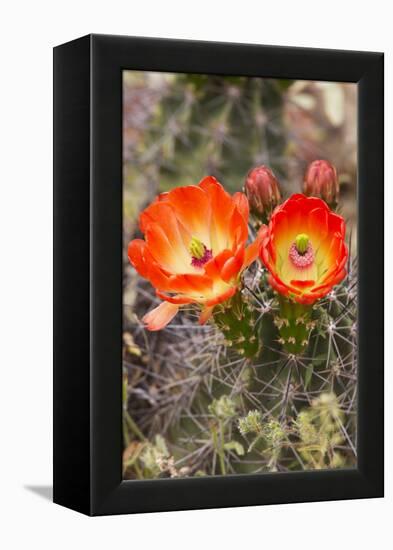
124,410,146,442
279,362,293,421
212,423,226,475
123,418,130,447
124,443,145,471
218,420,226,476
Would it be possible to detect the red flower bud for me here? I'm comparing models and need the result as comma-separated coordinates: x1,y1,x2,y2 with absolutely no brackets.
244,165,281,219
303,160,339,207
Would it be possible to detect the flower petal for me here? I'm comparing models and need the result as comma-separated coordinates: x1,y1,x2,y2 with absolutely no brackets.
328,212,346,237
307,207,329,243
156,291,195,304
229,206,249,248
243,225,267,267
204,249,233,279
199,306,215,325
128,239,150,278
165,184,212,246
205,286,237,307
198,176,235,251
290,279,316,289
168,273,213,294
233,192,249,222
221,253,244,283
140,202,191,261
142,301,179,331
145,222,190,273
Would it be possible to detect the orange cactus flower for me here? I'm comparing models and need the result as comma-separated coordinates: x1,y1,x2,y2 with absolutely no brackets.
259,194,348,305
128,176,265,330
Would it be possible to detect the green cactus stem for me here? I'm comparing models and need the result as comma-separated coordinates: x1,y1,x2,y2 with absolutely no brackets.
145,75,288,195
212,291,261,359
274,296,315,355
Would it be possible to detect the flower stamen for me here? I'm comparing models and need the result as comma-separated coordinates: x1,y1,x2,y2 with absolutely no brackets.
295,233,309,254
289,235,314,268
189,236,212,268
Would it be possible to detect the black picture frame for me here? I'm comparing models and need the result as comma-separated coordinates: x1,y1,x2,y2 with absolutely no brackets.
53,34,384,516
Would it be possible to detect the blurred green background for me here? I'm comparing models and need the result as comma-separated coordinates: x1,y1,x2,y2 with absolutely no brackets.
123,71,357,240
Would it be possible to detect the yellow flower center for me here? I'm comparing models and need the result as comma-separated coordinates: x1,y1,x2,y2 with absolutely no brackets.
189,236,213,268
289,234,314,269
189,236,205,260
295,233,309,255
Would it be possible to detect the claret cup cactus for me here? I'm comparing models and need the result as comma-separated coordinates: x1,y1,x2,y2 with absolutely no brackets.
125,160,357,477
128,163,348,358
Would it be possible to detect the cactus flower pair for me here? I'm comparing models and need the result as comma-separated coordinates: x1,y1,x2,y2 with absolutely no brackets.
128,176,347,330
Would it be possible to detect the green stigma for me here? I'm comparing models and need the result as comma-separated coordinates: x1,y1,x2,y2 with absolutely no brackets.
295,233,309,255
189,236,205,259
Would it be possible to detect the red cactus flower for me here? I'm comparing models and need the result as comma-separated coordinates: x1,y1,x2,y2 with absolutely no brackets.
259,194,348,305
128,176,265,330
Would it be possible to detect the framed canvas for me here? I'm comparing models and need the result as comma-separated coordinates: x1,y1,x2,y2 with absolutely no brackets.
53,34,384,516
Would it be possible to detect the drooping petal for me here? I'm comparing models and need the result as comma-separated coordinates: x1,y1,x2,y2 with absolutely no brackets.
142,301,179,331
199,306,215,325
